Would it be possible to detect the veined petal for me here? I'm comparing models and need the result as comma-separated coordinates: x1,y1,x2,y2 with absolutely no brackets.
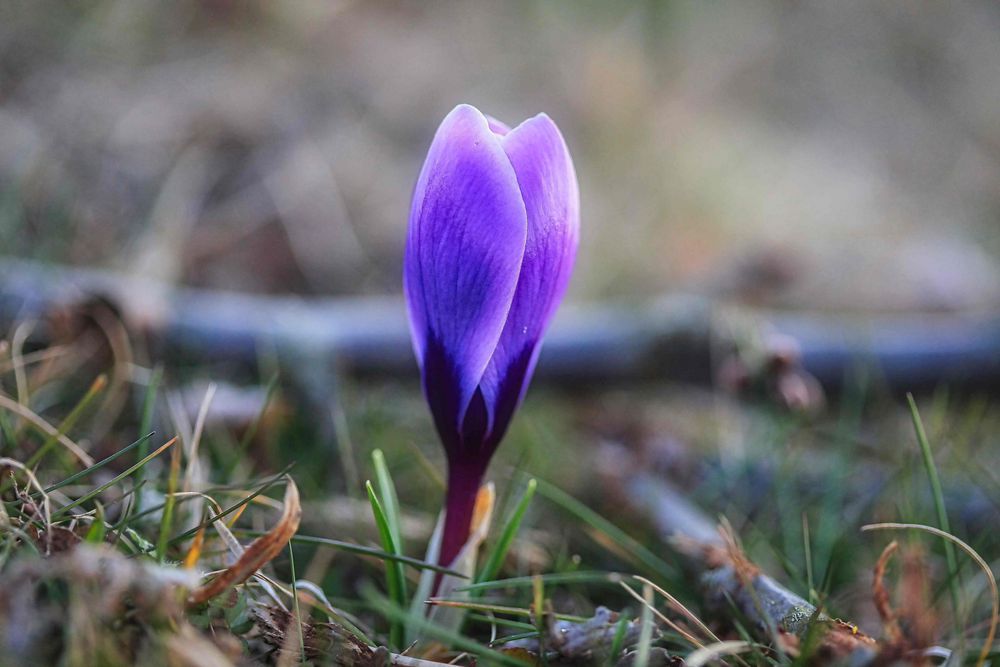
478,113,580,447
404,104,528,450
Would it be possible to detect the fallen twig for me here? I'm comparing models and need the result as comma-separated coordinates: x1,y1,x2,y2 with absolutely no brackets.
502,606,647,664
2,259,1000,393
687,531,877,661
602,446,880,663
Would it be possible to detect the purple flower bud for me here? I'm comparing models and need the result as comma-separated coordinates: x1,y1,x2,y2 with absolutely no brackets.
404,104,579,565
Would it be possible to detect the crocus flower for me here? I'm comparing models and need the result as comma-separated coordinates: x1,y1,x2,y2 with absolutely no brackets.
405,104,579,566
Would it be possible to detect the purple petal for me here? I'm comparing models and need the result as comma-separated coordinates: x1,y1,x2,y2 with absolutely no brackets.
404,104,528,449
478,113,580,447
486,116,511,137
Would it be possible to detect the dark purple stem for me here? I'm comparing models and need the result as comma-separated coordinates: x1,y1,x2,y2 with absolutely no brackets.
438,458,486,569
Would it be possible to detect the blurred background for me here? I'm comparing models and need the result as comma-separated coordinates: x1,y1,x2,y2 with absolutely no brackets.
2,0,1000,632
3,0,999,312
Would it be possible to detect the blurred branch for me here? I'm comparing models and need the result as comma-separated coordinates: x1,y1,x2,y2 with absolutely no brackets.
600,448,883,663
599,443,965,664
1,258,999,394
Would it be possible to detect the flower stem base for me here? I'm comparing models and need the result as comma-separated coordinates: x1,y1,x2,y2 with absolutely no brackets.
438,459,486,569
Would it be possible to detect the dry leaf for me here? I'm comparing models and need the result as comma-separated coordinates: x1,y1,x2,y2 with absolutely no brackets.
187,478,301,606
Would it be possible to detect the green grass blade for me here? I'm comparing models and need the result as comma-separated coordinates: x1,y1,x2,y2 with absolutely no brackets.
134,366,162,511
365,587,528,667
366,480,407,649
532,574,545,657
41,432,155,495
534,478,675,580
459,570,622,593
138,367,162,443
466,613,536,632
236,372,278,460
426,599,587,623
26,374,106,468
166,465,292,545
123,467,294,530
110,479,145,552
332,398,361,496
491,630,541,645
0,402,16,451
475,478,536,587
288,542,306,660
608,615,630,667
253,533,463,577
634,583,654,667
907,393,962,628
802,512,815,602
84,505,107,543
371,449,402,552
156,437,182,562
53,436,177,519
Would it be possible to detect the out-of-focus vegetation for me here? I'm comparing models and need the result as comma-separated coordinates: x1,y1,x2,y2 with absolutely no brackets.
1,1,1000,665
3,1,1000,306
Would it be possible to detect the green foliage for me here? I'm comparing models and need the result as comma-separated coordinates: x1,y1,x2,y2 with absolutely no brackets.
476,477,536,587
366,476,407,649
0,329,997,665
908,393,962,625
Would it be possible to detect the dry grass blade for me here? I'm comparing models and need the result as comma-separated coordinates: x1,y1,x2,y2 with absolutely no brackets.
184,382,216,494
11,321,33,408
862,522,998,667
619,580,703,649
183,522,207,570
0,458,53,550
0,393,94,466
635,582,654,667
872,540,902,644
0,344,70,375
210,506,247,558
26,374,106,468
164,490,243,560
53,437,178,517
391,655,460,667
634,575,720,645
187,478,302,607
686,640,754,667
0,544,203,664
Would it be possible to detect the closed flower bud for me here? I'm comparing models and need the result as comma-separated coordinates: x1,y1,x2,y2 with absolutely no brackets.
404,104,579,565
